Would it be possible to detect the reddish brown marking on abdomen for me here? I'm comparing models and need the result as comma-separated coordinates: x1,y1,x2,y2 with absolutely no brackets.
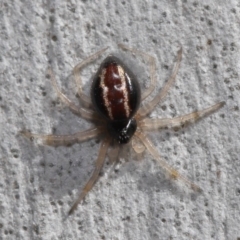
101,64,131,120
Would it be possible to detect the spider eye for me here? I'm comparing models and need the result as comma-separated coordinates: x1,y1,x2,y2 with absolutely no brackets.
108,119,137,144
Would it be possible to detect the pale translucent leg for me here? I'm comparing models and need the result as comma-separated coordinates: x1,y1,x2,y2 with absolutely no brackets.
118,43,156,100
107,144,121,177
131,136,146,161
135,130,202,192
138,47,183,119
20,127,103,146
48,68,96,121
140,102,225,131
73,47,109,106
132,136,146,154
68,137,111,215
108,144,120,164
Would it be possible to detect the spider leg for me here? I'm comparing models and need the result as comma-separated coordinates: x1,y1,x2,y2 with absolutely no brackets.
140,102,225,131
68,137,110,215
135,130,202,192
138,47,182,119
108,143,120,164
48,68,97,121
118,43,156,101
107,144,121,177
20,127,103,146
73,47,109,107
132,136,146,154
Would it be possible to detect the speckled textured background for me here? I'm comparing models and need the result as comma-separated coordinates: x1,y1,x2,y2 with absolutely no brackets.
0,1,240,239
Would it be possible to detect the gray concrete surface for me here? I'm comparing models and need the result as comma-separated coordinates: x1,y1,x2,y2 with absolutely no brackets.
0,1,240,239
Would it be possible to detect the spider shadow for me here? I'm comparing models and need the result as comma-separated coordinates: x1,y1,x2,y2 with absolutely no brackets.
19,131,112,206
18,91,104,206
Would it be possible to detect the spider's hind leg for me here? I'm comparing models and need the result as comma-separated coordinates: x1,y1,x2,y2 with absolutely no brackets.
48,68,96,121
138,47,183,119
73,47,109,107
118,43,157,101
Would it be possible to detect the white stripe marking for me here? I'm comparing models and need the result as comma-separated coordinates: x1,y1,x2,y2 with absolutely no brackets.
117,65,130,118
100,68,113,119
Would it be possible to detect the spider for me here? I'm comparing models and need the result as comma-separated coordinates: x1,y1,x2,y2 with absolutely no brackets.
21,44,225,215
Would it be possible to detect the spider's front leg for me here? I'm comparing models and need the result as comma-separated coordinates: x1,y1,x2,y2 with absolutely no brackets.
68,137,110,215
20,127,103,147
136,101,225,191
135,130,201,192
139,102,225,131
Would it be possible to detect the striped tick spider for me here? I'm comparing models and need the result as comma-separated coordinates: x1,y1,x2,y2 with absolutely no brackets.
21,44,225,215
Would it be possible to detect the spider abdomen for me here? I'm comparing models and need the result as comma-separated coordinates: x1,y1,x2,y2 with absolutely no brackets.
91,56,141,121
